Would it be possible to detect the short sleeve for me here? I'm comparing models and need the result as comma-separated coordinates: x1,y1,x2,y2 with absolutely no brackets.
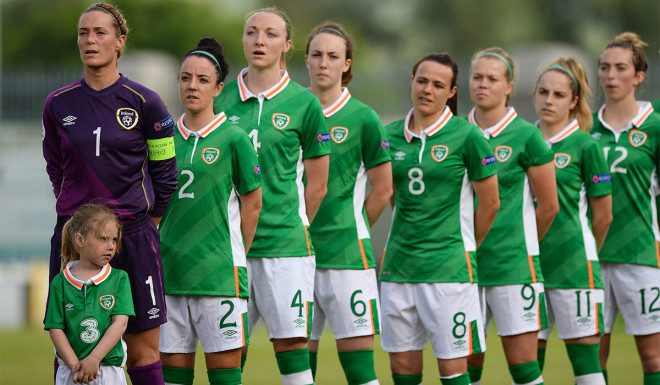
464,124,497,181
44,275,65,330
111,270,135,317
232,130,262,195
582,139,612,198
361,108,391,170
522,129,553,168
301,97,331,159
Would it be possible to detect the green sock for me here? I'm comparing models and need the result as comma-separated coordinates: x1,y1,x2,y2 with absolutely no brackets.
309,351,318,379
644,371,660,385
240,352,247,372
440,372,471,385
602,369,608,384
537,347,546,372
509,361,543,384
275,348,313,384
162,366,194,385
392,373,422,385
338,350,378,385
207,368,241,385
468,366,483,382
565,343,602,377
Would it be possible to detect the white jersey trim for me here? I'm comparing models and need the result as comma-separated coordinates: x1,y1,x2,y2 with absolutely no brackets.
468,107,517,138
228,189,247,268
522,175,540,255
596,101,654,142
579,185,599,261
323,87,351,118
460,171,477,251
546,119,580,145
296,148,310,226
353,161,370,239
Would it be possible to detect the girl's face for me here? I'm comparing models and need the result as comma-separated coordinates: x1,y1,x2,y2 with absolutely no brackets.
179,55,223,115
242,11,291,70
410,60,456,117
77,11,125,70
76,220,119,268
599,47,645,102
469,57,512,111
305,32,351,91
534,70,577,128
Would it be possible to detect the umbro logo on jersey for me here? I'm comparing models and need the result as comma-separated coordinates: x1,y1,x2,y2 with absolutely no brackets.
331,126,349,143
272,113,290,130
554,153,571,169
629,130,647,147
591,132,602,140
65,303,74,311
202,147,220,165
229,115,240,124
98,295,115,311
431,145,449,162
494,145,512,162
147,308,160,319
116,108,139,130
62,115,77,126
394,151,406,161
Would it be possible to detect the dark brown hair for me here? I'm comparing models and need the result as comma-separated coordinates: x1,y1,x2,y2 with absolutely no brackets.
412,52,459,115
306,21,354,86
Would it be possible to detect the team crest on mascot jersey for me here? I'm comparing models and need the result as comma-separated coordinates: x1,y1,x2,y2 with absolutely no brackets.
99,295,115,311
554,153,571,169
629,130,647,147
494,145,512,162
331,126,349,143
116,108,139,130
272,113,290,130
431,145,449,162
202,147,220,165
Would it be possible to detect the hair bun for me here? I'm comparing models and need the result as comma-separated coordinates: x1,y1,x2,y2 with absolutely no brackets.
613,32,648,50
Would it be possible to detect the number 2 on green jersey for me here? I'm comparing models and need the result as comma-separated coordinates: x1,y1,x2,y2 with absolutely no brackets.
603,146,627,174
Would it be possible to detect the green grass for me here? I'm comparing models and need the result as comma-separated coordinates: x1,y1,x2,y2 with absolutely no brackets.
0,318,641,384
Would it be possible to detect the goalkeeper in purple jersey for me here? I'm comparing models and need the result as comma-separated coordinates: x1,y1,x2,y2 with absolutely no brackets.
41,3,176,384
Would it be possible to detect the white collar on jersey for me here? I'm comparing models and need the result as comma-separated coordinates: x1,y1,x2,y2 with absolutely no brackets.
546,119,580,145
177,112,227,140
237,68,290,102
468,107,517,139
597,101,654,133
403,106,453,143
323,88,351,118
63,261,112,290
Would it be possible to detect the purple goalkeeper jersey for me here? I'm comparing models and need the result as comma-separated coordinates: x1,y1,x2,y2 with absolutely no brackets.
42,75,177,219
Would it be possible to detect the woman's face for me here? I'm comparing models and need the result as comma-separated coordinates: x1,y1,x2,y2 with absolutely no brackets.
534,70,577,128
599,47,645,102
178,55,222,115
77,11,124,70
410,60,456,117
469,57,512,111
242,11,291,70
305,33,351,91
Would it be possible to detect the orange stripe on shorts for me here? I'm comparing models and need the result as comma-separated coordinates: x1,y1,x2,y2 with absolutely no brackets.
465,251,473,283
358,239,369,270
528,255,537,283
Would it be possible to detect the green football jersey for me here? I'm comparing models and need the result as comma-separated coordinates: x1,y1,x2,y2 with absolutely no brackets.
468,108,554,285
591,102,660,268
309,89,390,269
159,112,261,297
213,69,331,258
380,107,497,283
539,120,611,289
652,99,659,113
44,263,134,367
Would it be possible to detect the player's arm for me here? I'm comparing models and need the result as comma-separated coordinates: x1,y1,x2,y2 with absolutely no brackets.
527,162,559,241
240,187,262,253
365,162,393,226
48,329,81,372
589,194,612,250
76,314,128,383
472,175,500,247
304,155,329,223
42,102,63,198
146,109,178,223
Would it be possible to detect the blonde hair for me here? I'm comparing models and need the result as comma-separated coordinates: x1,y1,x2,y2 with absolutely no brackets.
538,57,592,131
602,32,648,79
60,204,122,270
471,47,516,105
246,7,293,70
81,3,129,59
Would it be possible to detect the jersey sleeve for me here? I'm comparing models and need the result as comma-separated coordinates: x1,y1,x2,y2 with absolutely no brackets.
522,129,553,168
42,96,63,198
301,97,331,159
581,139,612,197
232,130,262,195
143,94,178,217
43,275,65,330
111,270,135,317
361,108,391,170
464,125,497,181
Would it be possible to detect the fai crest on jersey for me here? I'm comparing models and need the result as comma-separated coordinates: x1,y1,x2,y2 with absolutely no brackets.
430,145,449,162
202,147,220,164
554,153,572,169
629,130,647,147
272,113,290,130
494,145,512,162
331,126,349,143
99,295,115,311
116,108,139,130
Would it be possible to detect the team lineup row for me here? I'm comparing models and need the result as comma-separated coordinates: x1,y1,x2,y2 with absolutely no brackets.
40,2,660,385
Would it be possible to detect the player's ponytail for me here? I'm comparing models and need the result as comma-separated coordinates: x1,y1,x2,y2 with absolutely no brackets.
186,38,229,85
602,32,648,76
